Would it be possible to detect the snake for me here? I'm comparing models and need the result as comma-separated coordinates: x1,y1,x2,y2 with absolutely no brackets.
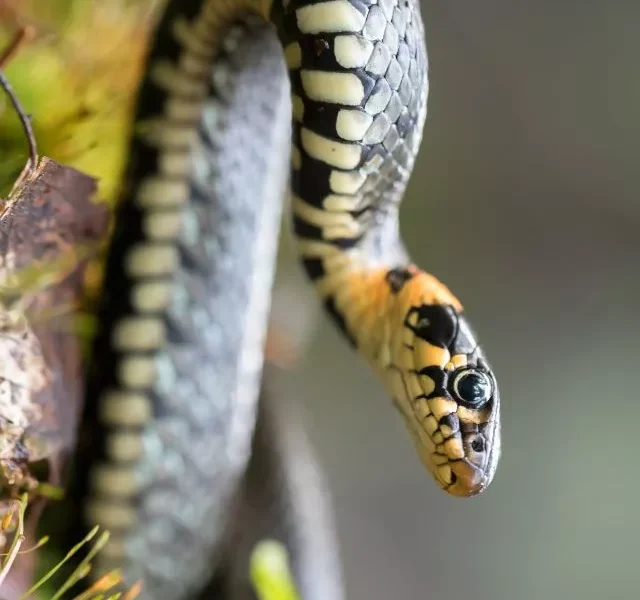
62,0,502,598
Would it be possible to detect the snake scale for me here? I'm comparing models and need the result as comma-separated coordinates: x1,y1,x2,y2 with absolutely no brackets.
63,0,502,597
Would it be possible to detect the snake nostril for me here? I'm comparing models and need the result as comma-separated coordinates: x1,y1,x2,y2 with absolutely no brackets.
470,437,485,453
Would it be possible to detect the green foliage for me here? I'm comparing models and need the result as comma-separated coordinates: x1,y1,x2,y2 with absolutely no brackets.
0,496,138,599
0,0,157,201
250,541,301,600
0,499,300,599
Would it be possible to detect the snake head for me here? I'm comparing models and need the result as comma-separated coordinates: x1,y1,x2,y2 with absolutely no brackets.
386,269,501,497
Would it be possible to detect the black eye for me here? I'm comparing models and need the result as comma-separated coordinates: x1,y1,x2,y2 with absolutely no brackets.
452,369,493,407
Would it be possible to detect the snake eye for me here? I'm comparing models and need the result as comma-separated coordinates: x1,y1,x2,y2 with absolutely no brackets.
451,369,493,407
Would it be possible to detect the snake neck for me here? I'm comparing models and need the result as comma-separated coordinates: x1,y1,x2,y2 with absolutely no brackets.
277,0,431,333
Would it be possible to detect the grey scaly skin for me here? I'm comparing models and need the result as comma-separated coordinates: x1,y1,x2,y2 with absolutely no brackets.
75,16,296,599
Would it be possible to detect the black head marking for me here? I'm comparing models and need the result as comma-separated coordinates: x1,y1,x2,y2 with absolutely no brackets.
417,365,447,398
405,304,457,348
386,267,416,293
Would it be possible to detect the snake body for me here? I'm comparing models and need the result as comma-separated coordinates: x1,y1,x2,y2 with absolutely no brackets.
70,0,501,597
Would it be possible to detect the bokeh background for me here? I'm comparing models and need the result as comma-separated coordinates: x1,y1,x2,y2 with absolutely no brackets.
2,1,639,599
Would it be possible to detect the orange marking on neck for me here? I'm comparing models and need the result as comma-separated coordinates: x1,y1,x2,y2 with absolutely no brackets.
332,266,463,368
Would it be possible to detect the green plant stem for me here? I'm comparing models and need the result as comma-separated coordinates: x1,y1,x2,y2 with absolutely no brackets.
18,526,99,599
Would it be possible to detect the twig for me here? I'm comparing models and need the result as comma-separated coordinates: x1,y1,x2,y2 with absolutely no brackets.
0,534,24,589
0,26,35,69
0,70,38,174
0,494,27,590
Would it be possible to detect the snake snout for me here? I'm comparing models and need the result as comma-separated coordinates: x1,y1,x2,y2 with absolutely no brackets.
445,419,500,497
447,459,485,497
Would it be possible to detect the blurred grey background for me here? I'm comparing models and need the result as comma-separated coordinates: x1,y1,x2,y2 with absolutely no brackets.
271,2,640,599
